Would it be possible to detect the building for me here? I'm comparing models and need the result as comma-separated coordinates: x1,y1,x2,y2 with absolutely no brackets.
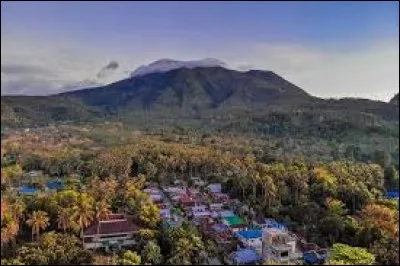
212,192,231,204
46,180,65,192
160,208,171,219
223,215,247,232
226,248,263,265
191,205,211,218
17,186,40,196
82,214,140,251
262,228,303,264
303,250,329,265
162,215,185,229
190,176,206,187
209,203,224,212
253,218,287,231
208,183,222,193
235,230,263,254
385,191,399,199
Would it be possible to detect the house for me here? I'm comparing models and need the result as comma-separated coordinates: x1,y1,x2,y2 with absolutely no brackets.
162,215,185,229
212,192,231,204
210,223,231,245
253,218,287,231
163,186,186,195
209,203,224,212
17,186,40,195
385,191,399,199
208,183,222,193
160,208,171,219
82,214,140,251
191,205,211,217
303,250,329,265
46,180,64,192
191,177,206,187
262,227,303,264
223,215,247,232
235,230,263,254
219,210,236,219
226,248,263,265
179,195,198,209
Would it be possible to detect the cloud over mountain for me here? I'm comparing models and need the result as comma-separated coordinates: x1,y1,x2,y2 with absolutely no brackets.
96,61,119,79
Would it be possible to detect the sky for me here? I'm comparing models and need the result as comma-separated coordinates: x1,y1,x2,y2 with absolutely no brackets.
1,1,399,101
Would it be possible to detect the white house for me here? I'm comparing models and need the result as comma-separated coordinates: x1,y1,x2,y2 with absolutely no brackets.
262,227,303,263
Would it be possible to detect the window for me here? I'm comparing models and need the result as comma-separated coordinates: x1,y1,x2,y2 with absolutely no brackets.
281,251,289,257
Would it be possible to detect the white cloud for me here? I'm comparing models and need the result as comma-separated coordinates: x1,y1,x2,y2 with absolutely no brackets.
224,41,399,101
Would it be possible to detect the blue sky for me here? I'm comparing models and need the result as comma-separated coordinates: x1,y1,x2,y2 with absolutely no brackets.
1,1,399,100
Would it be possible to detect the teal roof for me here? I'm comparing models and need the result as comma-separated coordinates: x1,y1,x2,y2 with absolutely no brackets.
224,215,245,226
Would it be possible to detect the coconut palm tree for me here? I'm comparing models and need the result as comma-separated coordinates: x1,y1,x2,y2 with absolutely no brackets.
95,200,111,221
95,200,111,235
72,194,95,238
26,211,49,242
57,208,72,233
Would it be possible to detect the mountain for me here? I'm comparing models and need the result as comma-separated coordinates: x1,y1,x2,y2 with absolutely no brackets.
1,65,398,136
1,95,103,127
62,66,311,112
390,93,399,105
130,58,227,77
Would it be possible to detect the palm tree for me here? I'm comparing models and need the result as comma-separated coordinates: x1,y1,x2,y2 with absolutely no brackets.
142,240,162,265
10,198,25,230
170,234,204,265
95,200,111,235
57,208,72,233
26,211,49,242
95,200,111,221
73,194,95,238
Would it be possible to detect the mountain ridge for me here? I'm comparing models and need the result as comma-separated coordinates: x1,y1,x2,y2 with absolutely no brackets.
2,65,398,130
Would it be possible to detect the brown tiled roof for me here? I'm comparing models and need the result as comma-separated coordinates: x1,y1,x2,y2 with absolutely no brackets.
83,216,140,236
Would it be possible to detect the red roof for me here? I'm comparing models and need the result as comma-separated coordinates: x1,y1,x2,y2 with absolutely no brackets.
83,216,140,237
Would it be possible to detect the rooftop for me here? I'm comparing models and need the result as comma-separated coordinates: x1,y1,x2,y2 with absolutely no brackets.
211,223,231,233
18,186,40,195
236,229,263,239
231,248,262,264
224,215,245,227
385,191,399,199
83,214,140,237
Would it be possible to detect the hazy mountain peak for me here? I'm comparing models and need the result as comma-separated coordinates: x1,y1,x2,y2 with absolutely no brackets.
390,93,399,105
130,58,227,77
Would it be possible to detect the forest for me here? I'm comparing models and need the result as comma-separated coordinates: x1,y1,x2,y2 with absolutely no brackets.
1,124,399,265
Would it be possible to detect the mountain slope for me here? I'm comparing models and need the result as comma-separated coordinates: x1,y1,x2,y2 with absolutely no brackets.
1,66,398,131
61,66,312,112
1,96,103,127
390,93,399,105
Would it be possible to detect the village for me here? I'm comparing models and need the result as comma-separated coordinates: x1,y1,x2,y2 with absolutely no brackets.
14,170,332,265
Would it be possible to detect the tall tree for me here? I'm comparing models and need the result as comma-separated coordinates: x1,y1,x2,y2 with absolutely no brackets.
327,243,375,265
72,193,95,238
26,211,49,242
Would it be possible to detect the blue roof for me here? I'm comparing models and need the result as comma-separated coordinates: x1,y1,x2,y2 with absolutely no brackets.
47,181,64,190
232,248,262,264
236,229,262,239
385,191,399,199
303,250,328,264
18,186,40,194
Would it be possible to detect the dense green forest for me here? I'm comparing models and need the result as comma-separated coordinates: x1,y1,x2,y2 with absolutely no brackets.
1,125,399,265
